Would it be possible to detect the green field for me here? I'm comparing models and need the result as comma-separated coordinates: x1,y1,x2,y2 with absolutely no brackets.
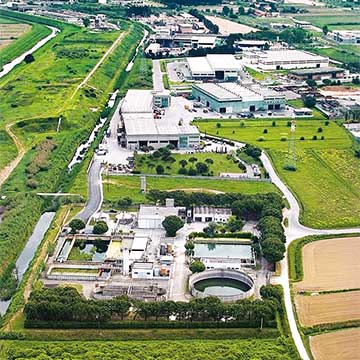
100,175,277,204
196,119,360,229
295,14,360,29
311,46,360,69
0,10,144,301
135,152,244,176
0,338,299,360
0,15,51,70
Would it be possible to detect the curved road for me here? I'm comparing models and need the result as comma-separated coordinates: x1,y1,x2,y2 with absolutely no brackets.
260,152,360,360
76,159,103,224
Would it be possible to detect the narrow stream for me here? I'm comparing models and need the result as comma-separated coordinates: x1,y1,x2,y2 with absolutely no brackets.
0,212,55,315
125,29,148,72
0,26,59,79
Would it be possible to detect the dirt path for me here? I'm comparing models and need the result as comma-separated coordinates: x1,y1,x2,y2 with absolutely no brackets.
0,122,25,188
70,31,125,100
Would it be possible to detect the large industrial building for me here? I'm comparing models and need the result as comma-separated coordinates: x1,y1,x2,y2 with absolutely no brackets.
184,54,243,80
288,67,346,81
192,82,285,114
243,49,329,70
119,90,200,150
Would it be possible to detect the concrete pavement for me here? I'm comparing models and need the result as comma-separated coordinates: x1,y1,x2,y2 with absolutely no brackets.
76,159,103,224
153,59,165,92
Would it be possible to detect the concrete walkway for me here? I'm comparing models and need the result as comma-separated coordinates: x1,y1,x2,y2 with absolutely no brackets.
153,59,165,92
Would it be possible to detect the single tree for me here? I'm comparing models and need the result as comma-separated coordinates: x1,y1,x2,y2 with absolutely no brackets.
195,162,209,174
188,157,198,163
93,220,108,234
304,95,316,108
69,218,85,234
83,18,90,27
179,159,188,168
156,164,164,174
162,216,184,237
322,25,329,35
24,54,35,64
190,260,206,273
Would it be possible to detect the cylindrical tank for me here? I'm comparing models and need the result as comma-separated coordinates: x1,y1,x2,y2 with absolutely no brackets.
153,267,160,277
160,244,166,256
159,266,168,277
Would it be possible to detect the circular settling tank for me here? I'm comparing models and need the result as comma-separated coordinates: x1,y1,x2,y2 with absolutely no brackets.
189,269,254,302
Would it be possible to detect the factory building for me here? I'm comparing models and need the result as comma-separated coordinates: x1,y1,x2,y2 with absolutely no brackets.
193,206,232,223
119,90,200,150
192,82,285,114
185,54,243,80
243,49,329,70
288,67,346,81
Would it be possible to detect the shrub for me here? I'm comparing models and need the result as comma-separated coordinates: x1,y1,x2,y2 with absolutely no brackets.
300,136,305,140
283,164,296,171
26,179,38,189
239,121,245,128
325,120,329,126
280,136,287,142
93,221,108,234
195,162,209,174
188,168,197,176
317,127,323,133
24,53,35,64
178,167,188,175
156,165,164,174
216,123,221,128
312,135,317,140
272,121,276,127
263,129,268,134
257,137,265,142
190,260,205,273
69,219,85,233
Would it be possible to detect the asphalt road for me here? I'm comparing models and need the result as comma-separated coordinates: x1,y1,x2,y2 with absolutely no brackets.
76,159,103,224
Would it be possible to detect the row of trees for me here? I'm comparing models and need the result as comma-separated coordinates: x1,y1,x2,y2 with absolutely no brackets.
147,190,283,217
148,190,286,263
189,8,219,34
25,285,282,324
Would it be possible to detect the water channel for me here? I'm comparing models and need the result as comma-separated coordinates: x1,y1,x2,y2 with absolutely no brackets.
0,212,55,315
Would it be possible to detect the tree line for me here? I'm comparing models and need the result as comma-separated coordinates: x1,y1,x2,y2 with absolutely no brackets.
25,285,283,325
147,190,286,263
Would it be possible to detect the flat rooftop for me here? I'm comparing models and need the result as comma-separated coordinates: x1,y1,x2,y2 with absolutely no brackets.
120,89,154,113
193,82,283,102
194,243,253,259
290,66,344,76
139,205,181,218
257,50,328,63
193,206,232,215
123,113,199,137
187,54,242,74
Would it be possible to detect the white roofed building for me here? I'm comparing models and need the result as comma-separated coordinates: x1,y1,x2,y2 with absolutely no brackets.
243,49,329,70
119,90,200,150
185,54,243,80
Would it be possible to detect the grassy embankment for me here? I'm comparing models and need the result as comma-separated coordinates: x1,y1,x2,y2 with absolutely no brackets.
100,175,278,204
0,9,144,310
0,14,51,71
196,119,360,229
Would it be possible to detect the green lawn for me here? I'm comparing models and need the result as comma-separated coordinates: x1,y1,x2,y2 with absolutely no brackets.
0,17,51,70
135,152,244,176
311,46,360,68
245,67,276,82
101,175,278,204
196,119,360,229
295,14,360,29
0,338,299,360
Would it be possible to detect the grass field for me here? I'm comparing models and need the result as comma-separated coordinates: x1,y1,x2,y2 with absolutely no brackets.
310,328,360,360
0,338,299,360
196,119,360,228
0,11,144,300
100,175,278,204
134,152,244,176
311,46,360,68
0,15,51,69
296,291,360,327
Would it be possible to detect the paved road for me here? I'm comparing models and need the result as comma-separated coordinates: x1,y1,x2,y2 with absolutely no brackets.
260,151,360,360
76,159,103,224
153,59,165,92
